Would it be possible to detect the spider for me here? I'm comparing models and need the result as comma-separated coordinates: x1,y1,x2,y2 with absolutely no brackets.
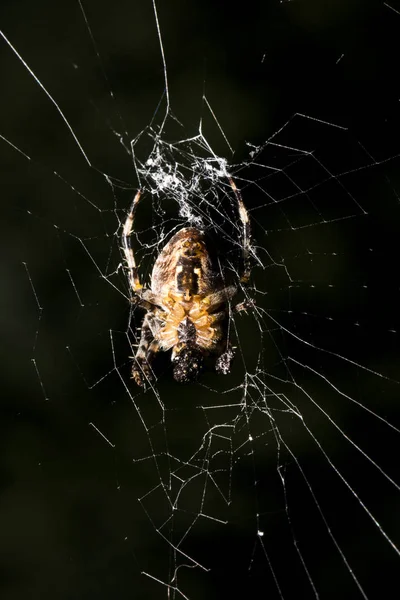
121,177,252,386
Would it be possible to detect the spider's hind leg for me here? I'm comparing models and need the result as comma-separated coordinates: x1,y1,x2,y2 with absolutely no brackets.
132,314,160,387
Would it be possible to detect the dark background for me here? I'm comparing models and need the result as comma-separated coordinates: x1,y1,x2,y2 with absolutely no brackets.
1,0,399,598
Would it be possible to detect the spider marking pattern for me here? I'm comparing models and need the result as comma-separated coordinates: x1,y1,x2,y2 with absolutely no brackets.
121,178,252,386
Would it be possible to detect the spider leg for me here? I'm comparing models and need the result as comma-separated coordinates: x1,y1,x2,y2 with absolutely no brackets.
122,189,143,295
132,313,160,387
228,177,251,284
197,308,234,375
206,285,237,312
208,310,228,324
215,294,255,375
233,298,255,314
215,341,235,375
131,289,165,312
122,190,167,311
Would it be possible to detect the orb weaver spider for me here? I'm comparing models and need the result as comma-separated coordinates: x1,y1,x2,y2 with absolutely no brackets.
121,177,252,386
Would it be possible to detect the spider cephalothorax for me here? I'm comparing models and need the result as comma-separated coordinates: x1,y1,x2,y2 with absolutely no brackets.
122,178,251,386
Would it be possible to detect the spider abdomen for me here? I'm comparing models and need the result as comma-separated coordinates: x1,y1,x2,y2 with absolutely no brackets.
151,228,216,300
152,227,224,353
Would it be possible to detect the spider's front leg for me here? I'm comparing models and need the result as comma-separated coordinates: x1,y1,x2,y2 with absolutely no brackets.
132,313,160,387
234,297,255,314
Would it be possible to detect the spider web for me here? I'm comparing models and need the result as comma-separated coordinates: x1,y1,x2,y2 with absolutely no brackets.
1,0,399,598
